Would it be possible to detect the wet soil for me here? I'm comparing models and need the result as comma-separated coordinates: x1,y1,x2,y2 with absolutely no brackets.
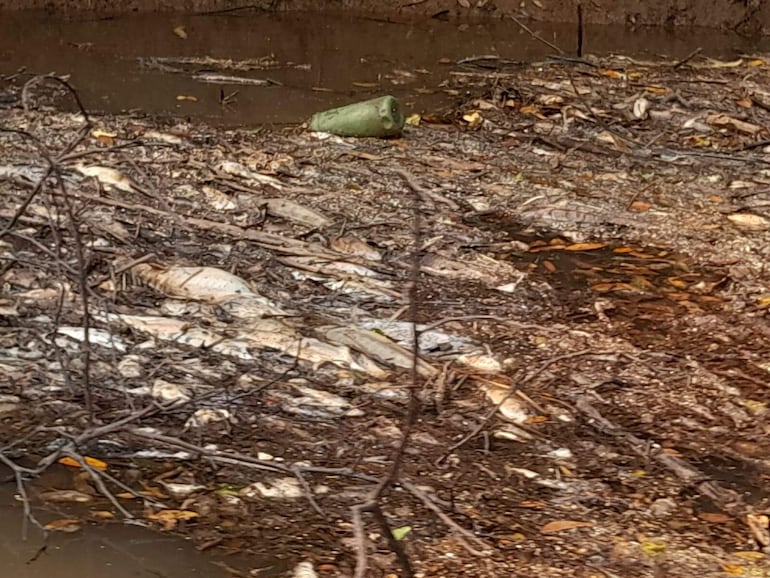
4,22,770,578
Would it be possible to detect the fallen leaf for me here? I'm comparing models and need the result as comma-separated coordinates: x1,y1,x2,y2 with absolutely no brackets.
462,111,483,127
147,509,199,530
728,213,770,231
628,201,651,212
698,512,731,523
602,69,625,80
540,520,594,533
519,104,545,118
755,295,770,309
564,242,606,251
519,500,547,508
732,551,766,561
173,25,188,39
640,539,666,555
59,456,108,471
44,518,82,533
40,490,92,503
703,58,743,68
707,113,761,135
542,260,556,273
405,114,421,126
392,526,412,541
736,98,753,108
176,95,198,102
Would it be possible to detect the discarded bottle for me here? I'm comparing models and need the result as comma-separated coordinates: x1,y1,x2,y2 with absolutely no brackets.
309,95,405,138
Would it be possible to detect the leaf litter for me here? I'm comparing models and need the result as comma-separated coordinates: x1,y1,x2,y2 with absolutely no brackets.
2,53,770,577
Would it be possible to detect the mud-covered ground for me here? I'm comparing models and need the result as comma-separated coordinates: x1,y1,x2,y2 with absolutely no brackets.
3,52,770,578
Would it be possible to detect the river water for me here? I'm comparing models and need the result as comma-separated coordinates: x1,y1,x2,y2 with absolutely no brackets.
0,11,766,126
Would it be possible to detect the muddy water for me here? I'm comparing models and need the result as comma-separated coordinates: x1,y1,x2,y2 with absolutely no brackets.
0,482,283,578
0,11,767,126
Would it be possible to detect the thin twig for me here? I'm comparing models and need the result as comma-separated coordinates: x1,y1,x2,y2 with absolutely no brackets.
673,47,703,70
442,349,599,457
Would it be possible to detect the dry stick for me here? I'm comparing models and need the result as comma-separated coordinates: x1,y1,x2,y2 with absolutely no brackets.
0,131,54,238
352,169,426,578
576,2,584,58
0,452,48,555
21,74,91,124
442,349,598,458
574,396,748,516
55,172,94,423
505,16,644,153
673,47,703,70
405,482,488,554
62,450,135,519
506,14,565,55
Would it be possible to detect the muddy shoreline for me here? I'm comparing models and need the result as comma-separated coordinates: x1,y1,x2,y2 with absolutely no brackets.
3,44,770,578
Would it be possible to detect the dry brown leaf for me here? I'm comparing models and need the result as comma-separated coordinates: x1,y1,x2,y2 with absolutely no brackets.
728,213,770,231
706,113,761,135
39,490,92,503
628,201,651,212
147,509,200,530
540,520,594,533
520,500,547,508
698,512,730,523
44,518,82,533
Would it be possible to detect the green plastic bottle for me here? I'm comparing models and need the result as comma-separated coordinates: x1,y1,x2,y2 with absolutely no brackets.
309,95,405,138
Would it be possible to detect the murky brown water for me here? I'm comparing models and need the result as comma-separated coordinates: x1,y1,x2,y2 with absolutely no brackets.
0,11,767,126
0,481,284,578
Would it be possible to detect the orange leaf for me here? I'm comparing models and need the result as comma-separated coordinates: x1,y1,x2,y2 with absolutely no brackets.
564,242,606,251
519,500,547,508
591,282,621,293
699,512,731,523
601,69,624,79
525,415,549,424
58,456,108,470
540,520,594,533
542,260,556,273
44,518,82,532
147,509,199,531
736,98,753,108
628,201,651,212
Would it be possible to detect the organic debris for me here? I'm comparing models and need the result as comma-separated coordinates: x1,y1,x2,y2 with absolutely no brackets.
3,53,770,578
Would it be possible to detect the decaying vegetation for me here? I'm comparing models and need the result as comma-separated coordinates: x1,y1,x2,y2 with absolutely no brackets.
3,48,770,577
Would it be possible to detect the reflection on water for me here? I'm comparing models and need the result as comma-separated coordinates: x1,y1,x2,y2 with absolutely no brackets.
0,484,283,578
0,11,765,126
